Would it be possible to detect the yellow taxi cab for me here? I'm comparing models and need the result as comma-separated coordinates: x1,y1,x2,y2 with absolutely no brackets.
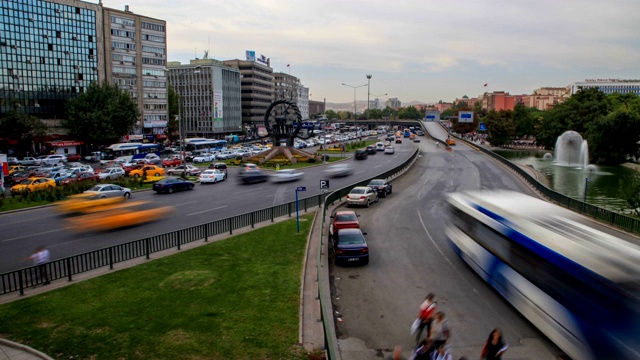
446,138,456,146
57,194,125,215
129,165,165,178
10,177,56,193
66,202,174,232
9,165,26,174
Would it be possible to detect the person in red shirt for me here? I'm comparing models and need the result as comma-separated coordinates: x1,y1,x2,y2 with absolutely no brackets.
415,293,437,344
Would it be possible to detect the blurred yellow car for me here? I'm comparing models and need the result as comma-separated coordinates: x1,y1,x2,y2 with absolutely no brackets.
56,194,126,215
10,177,56,193
446,138,456,146
67,202,174,232
129,165,165,178
9,165,26,174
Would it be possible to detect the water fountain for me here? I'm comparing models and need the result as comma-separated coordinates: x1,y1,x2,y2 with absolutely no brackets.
554,130,591,169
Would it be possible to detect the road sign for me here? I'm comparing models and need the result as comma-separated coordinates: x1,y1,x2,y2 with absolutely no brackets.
296,186,306,192
320,180,330,189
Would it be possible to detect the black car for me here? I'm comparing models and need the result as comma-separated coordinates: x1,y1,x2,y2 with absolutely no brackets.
152,177,195,194
367,179,392,198
354,149,368,160
366,145,377,154
209,162,228,174
333,228,369,265
237,169,268,184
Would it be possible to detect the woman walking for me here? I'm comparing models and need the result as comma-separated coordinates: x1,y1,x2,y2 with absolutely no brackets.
480,328,508,360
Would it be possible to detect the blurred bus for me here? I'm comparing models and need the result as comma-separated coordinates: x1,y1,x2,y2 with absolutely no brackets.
103,143,161,161
445,190,640,360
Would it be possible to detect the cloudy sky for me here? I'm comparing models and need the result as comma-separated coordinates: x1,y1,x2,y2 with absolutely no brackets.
99,0,639,104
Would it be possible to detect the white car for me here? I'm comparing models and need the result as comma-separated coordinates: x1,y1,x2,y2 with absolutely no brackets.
325,164,354,178
19,157,41,166
375,142,385,151
192,153,214,163
166,165,201,176
199,169,226,184
271,169,304,183
384,146,395,154
42,154,68,166
98,167,125,180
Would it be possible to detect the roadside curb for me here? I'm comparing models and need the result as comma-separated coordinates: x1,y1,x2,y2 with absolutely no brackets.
0,338,54,360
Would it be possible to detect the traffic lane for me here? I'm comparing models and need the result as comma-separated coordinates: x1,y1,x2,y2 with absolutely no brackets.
0,145,415,273
331,141,561,356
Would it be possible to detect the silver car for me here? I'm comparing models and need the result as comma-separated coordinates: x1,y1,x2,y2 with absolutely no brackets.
84,184,132,199
271,169,304,183
346,186,379,207
325,164,354,178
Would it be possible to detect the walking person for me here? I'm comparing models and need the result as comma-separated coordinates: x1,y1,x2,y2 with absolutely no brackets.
415,293,437,344
428,312,451,355
480,328,508,360
27,246,50,285
430,344,453,360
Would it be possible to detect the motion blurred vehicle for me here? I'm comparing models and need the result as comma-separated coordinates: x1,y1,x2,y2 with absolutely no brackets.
367,179,393,198
384,145,395,154
19,157,40,166
166,165,201,176
271,169,304,183
346,186,379,207
129,165,165,178
84,184,131,199
208,162,228,174
446,138,456,146
59,172,100,185
354,149,368,160
330,210,360,239
152,177,195,194
237,169,268,184
376,142,385,151
324,164,354,178
199,169,226,184
98,167,125,180
333,228,369,265
366,145,377,154
56,194,126,215
66,201,173,232
10,177,56,193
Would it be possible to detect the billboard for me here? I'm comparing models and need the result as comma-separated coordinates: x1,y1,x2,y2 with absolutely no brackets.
214,89,223,130
245,50,256,61
458,111,474,123
424,110,440,122
257,54,269,65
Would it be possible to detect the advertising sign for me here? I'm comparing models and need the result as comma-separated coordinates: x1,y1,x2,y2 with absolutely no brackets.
245,50,256,61
257,54,269,65
479,122,487,131
424,110,440,122
458,111,474,123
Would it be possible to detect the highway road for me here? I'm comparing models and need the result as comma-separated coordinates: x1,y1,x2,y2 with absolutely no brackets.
0,140,415,274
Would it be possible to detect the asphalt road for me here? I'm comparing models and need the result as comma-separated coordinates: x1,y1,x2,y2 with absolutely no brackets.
0,140,415,274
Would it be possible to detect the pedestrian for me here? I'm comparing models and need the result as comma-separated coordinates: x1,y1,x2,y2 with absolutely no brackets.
415,293,437,344
27,246,50,285
428,312,451,354
480,328,508,360
430,343,453,360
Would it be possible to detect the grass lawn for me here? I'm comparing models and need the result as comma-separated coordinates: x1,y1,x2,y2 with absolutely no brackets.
0,213,316,359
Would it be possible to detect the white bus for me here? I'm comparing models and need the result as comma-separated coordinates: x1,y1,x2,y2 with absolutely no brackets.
183,138,227,152
445,190,640,360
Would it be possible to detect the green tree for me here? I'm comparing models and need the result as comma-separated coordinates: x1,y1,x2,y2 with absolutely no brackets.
485,110,514,147
398,106,422,119
620,170,640,216
324,109,337,120
63,81,140,146
0,109,48,154
586,107,640,164
165,85,180,143
513,103,536,138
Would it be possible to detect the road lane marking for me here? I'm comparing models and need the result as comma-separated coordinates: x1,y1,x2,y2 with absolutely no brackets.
186,205,229,217
1,227,72,243
172,201,199,207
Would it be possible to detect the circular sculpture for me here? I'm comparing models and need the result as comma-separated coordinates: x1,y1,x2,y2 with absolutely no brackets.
260,99,313,146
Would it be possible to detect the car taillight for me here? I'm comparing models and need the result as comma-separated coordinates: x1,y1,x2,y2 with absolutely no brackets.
360,247,369,254
335,249,345,255
360,196,366,199
346,195,350,199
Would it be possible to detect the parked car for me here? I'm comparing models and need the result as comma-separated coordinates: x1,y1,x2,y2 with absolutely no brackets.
330,210,361,239
8,165,26,174
65,153,82,162
5,171,31,186
384,145,395,154
41,154,68,166
98,167,126,180
59,172,100,185
142,153,162,165
47,170,72,185
192,153,215,163
333,228,369,265
7,157,20,165
129,165,165,178
208,162,228,174
19,157,40,166
152,177,195,194
354,149,368,160
83,184,131,199
366,145,377,154
164,165,199,177
367,179,393,198
324,164,354,178
199,169,226,184
162,157,183,168
271,169,304,183
11,177,56,194
346,186,379,207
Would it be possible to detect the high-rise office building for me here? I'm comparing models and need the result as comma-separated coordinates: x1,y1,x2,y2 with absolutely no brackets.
222,59,274,125
298,84,309,120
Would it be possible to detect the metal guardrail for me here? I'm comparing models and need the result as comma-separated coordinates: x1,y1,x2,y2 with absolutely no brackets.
1,194,325,296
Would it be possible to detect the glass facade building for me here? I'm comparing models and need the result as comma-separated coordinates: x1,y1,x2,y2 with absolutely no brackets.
0,0,101,120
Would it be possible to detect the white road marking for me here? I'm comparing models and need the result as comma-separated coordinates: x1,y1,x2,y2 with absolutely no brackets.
2,227,72,243
186,205,229,217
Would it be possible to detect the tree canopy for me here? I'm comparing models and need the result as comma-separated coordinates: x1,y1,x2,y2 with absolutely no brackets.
63,81,140,147
0,109,48,154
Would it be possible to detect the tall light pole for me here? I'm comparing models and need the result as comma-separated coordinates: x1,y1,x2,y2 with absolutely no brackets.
341,82,367,126
366,75,372,118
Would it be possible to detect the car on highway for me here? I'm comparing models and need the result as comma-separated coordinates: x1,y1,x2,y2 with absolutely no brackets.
66,201,173,232
413,137,421,142
98,167,126,180
165,165,201,176
367,179,393,198
354,149,368,160
152,177,195,194
376,142,385,151
271,169,304,183
10,177,56,194
59,172,100,185
199,169,226,184
366,145,377,154
384,145,395,154
330,210,360,239
395,137,402,144
129,165,165,178
333,228,369,265
346,186,379,207
324,163,354,178
237,168,268,184
84,184,131,199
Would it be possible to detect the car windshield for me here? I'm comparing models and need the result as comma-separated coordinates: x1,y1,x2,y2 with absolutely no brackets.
350,188,365,194
369,180,384,186
19,179,33,185
338,233,365,245
88,185,101,191
336,214,358,222
203,170,215,174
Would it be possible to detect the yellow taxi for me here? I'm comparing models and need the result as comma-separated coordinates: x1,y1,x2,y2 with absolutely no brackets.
129,165,165,178
11,177,56,193
66,202,174,232
446,138,456,146
9,165,26,174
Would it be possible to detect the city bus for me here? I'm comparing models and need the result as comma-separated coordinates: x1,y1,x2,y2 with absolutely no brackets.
103,143,162,161
183,138,227,152
445,190,640,360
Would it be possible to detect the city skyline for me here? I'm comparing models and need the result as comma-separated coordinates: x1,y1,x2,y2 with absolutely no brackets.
97,0,638,104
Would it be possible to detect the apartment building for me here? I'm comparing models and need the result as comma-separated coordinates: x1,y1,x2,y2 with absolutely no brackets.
571,79,640,96
167,59,242,138
309,100,325,117
298,84,309,120
385,97,401,109
222,59,274,125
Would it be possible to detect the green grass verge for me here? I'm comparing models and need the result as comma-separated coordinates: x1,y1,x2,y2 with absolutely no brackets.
0,214,316,359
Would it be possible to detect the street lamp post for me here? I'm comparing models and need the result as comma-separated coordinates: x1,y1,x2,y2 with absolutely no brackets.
341,82,367,127
369,92,387,127
366,75,372,118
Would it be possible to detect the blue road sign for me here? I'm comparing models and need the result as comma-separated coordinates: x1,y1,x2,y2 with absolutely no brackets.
296,186,307,192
